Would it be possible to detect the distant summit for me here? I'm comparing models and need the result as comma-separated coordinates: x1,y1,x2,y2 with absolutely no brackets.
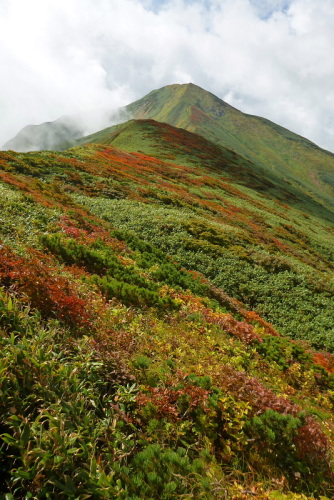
1,108,129,153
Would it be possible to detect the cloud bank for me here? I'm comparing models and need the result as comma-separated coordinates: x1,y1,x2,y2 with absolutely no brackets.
1,0,334,151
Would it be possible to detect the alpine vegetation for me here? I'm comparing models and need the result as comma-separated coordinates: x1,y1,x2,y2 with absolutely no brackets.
1,85,334,499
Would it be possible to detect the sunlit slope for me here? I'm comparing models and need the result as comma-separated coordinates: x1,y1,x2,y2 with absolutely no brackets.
123,83,334,210
77,118,334,221
4,83,334,214
1,136,334,496
2,123,334,349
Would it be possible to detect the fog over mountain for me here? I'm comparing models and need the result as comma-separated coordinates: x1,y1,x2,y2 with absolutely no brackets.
1,107,130,152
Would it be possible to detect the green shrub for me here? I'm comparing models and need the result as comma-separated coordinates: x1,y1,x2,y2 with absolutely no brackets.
151,262,209,296
245,409,303,469
254,336,312,371
40,234,158,290
90,275,178,311
126,444,211,499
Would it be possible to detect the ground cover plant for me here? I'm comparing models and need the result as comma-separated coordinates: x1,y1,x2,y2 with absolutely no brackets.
1,116,334,498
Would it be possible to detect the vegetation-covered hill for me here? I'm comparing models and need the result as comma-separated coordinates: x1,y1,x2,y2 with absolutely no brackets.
4,83,334,214
80,83,334,213
1,99,334,497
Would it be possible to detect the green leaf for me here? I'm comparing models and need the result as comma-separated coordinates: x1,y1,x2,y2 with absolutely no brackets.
13,469,32,480
1,433,17,446
7,296,13,311
20,423,30,447
54,475,75,495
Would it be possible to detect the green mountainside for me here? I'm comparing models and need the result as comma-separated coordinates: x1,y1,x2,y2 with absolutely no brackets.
79,83,334,213
1,88,334,498
77,118,334,222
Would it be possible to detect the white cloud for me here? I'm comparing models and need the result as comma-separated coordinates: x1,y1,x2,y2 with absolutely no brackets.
0,0,334,152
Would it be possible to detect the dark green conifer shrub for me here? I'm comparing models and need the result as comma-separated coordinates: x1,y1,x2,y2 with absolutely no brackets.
254,336,312,370
126,444,211,499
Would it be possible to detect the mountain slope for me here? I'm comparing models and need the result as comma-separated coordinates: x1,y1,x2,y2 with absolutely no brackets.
77,118,334,223
125,83,334,210
1,108,129,152
4,83,334,215
1,116,85,152
1,120,334,348
1,121,334,497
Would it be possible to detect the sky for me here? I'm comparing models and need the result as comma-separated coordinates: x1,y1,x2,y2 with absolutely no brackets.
1,0,334,151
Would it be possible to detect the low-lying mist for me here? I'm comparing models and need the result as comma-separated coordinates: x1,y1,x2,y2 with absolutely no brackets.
1,106,131,152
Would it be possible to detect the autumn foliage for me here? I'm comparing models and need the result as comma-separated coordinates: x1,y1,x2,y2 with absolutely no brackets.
0,244,91,329
1,117,334,498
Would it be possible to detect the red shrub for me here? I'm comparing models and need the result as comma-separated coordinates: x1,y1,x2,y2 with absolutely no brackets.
137,384,209,421
0,244,91,329
216,366,331,468
313,351,334,373
294,416,331,466
202,309,263,345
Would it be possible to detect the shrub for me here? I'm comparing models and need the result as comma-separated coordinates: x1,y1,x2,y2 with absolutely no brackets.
90,275,178,311
254,336,312,371
126,444,211,499
41,234,158,290
0,245,91,330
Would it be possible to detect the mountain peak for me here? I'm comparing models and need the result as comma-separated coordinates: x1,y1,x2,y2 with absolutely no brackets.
165,82,203,90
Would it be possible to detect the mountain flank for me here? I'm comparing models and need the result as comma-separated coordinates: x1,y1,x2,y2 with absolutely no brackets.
4,83,334,215
115,83,334,212
1,84,334,498
2,116,85,152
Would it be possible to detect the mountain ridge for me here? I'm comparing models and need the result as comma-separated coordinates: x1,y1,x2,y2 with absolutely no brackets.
72,117,334,222
4,82,334,217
